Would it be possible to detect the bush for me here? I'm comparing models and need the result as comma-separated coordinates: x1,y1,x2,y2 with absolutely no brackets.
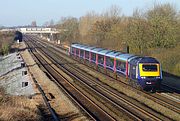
1,43,9,55
0,32,14,55
173,62,180,76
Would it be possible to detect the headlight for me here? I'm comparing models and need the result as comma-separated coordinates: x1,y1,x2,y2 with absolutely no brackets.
156,76,160,79
141,76,146,79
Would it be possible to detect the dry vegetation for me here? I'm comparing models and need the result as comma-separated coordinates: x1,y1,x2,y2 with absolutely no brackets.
0,33,44,121
0,31,14,55
0,87,43,121
149,44,180,76
54,3,180,76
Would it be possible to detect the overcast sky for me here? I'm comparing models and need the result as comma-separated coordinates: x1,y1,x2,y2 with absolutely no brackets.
0,0,179,26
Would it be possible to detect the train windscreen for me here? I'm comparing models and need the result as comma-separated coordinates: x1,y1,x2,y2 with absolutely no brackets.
142,65,157,72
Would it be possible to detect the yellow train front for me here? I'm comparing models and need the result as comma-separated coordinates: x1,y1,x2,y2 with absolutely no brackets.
128,57,162,91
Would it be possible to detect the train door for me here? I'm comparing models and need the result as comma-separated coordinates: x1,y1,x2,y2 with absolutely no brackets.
130,64,136,79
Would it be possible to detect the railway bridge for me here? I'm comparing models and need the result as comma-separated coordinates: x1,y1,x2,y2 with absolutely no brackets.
18,27,61,41
18,27,59,34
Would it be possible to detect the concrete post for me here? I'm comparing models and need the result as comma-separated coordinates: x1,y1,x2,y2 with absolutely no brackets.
50,33,53,41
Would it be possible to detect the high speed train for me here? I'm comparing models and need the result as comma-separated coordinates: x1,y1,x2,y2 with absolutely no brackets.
70,43,162,91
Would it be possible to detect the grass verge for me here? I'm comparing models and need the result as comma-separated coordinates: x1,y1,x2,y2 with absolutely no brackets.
0,87,43,121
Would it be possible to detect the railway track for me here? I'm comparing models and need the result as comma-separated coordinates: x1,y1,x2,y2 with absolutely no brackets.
24,36,115,121
24,34,176,120
161,83,180,94
20,50,59,121
33,35,180,114
30,73,59,121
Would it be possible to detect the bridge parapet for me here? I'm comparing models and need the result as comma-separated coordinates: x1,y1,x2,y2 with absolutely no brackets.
18,27,60,34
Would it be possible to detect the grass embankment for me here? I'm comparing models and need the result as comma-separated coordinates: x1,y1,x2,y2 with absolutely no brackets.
0,88,43,121
148,44,180,77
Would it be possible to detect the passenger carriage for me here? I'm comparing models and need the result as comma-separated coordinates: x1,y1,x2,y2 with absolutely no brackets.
70,43,162,91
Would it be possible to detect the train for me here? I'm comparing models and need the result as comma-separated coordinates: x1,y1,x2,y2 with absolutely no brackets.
14,31,23,42
69,43,162,91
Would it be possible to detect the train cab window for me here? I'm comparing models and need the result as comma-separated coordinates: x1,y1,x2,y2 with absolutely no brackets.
106,57,114,68
85,51,89,59
142,65,157,71
98,54,104,65
91,53,96,62
116,60,126,73
80,49,84,58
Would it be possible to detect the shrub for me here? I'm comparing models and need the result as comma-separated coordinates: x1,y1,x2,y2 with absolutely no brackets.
1,43,9,55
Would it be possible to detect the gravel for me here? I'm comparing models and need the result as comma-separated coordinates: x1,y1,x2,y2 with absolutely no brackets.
20,41,89,120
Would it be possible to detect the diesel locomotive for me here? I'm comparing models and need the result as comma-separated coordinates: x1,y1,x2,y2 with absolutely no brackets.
70,43,162,91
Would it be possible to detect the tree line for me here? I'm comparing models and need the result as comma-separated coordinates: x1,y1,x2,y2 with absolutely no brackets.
55,3,180,55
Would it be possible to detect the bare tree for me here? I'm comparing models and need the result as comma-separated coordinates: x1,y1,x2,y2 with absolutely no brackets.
146,3,177,48
79,11,100,44
56,17,79,44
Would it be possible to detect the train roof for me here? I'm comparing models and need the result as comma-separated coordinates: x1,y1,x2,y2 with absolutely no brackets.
96,49,113,55
90,47,105,53
83,46,96,51
106,51,122,58
79,45,90,50
71,44,159,63
128,56,139,62
139,57,159,63
71,43,90,50
116,54,135,62
71,43,83,48
129,57,159,65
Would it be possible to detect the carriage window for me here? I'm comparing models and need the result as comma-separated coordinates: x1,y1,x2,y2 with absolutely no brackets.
106,57,114,68
116,60,126,72
142,65,157,71
91,53,96,62
76,49,79,55
98,54,104,64
72,47,75,54
85,51,89,59
80,49,84,58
